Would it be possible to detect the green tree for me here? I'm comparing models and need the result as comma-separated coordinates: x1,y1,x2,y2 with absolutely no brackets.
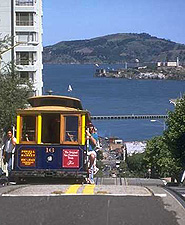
144,97,185,181
127,152,146,177
144,136,177,178
0,36,33,137
164,96,185,180
0,69,33,137
119,161,132,177
0,35,12,57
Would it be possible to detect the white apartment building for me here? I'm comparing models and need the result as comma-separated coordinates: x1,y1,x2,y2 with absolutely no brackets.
0,0,43,96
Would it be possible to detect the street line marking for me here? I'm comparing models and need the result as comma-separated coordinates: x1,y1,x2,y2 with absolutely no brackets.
65,185,81,194
154,193,167,197
82,184,95,195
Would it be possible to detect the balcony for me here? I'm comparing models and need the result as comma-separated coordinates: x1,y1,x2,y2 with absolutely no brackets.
16,59,36,66
16,20,34,26
16,62,37,72
16,0,34,6
16,32,39,46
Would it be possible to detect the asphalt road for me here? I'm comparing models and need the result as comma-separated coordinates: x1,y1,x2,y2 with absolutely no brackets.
0,195,179,225
0,178,185,225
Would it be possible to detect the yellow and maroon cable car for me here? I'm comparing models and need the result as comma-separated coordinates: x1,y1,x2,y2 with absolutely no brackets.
12,95,91,181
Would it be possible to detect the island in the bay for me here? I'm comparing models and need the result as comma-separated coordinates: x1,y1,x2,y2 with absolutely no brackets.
94,63,185,80
43,32,185,80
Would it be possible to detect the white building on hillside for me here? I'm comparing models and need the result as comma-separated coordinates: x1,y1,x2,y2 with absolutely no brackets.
0,0,43,96
157,57,180,68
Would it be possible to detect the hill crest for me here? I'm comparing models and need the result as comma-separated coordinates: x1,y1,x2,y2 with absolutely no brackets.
43,33,185,64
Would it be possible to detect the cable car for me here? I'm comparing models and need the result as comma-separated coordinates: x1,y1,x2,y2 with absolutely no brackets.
12,95,91,182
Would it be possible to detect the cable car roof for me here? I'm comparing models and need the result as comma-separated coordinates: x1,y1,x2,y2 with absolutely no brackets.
28,95,83,110
17,106,88,114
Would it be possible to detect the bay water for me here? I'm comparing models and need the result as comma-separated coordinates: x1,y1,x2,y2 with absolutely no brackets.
43,64,185,141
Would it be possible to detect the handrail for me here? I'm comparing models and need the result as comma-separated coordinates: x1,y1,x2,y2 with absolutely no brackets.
16,59,36,65
16,21,34,26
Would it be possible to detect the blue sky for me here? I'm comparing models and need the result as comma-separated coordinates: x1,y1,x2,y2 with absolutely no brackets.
43,0,185,46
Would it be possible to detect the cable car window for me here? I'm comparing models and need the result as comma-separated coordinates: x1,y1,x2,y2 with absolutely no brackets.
65,116,78,142
21,115,36,142
42,114,60,143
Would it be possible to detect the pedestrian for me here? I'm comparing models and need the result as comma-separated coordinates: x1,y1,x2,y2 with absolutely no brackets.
86,123,99,184
2,130,16,177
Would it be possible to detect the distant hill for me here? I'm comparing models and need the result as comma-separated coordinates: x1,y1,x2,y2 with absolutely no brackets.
43,33,185,64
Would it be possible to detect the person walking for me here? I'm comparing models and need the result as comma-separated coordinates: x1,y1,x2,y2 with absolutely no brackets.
2,130,16,177
86,124,99,184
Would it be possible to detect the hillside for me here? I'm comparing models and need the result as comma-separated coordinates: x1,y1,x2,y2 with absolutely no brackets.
43,33,185,64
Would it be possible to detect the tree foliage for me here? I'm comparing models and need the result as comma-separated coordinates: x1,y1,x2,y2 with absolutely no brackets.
164,97,185,174
127,153,146,177
0,70,33,137
144,136,177,178
119,161,133,178
144,96,185,180
0,36,33,137
0,35,12,54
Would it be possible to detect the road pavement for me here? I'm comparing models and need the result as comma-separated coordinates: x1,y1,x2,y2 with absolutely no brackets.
0,178,185,225
0,195,181,225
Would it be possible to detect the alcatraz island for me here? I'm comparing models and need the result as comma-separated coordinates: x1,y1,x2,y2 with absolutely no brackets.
94,60,185,80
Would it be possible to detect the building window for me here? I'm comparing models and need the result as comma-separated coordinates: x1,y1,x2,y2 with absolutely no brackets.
16,32,38,43
21,115,36,142
18,71,34,81
16,0,34,6
16,12,34,26
16,52,36,65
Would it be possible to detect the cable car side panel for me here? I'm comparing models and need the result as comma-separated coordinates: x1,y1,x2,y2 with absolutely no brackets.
12,144,87,178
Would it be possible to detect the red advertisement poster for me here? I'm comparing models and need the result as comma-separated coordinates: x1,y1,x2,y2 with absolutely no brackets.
63,149,79,168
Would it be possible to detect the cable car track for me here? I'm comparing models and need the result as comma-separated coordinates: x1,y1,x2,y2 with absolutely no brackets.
164,186,185,209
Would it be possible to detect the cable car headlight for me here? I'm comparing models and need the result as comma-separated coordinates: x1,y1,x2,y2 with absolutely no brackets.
47,155,53,162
